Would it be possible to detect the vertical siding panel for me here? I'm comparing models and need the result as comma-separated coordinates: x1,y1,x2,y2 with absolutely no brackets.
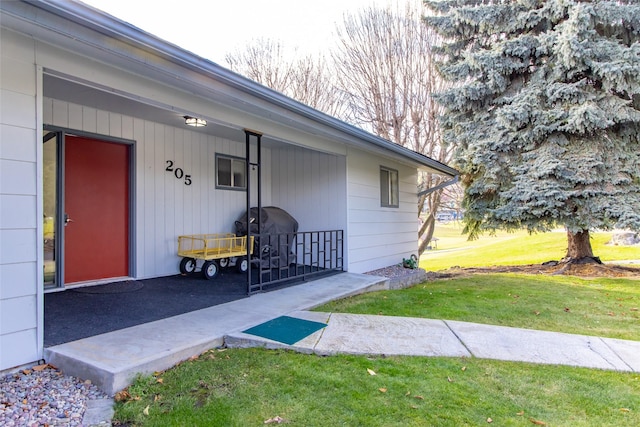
261,146,271,205
277,147,285,207
42,98,53,125
187,131,198,235
207,137,216,233
156,124,169,274
271,147,282,207
302,149,313,229
216,135,224,230
68,103,82,130
279,148,288,207
282,148,292,211
121,115,134,140
96,110,109,135
143,120,156,276
199,134,209,233
109,112,122,138
295,149,304,216
183,130,191,234
173,128,184,267
51,99,68,127
319,152,330,228
310,151,320,227
133,117,145,278
178,129,189,234
82,106,97,133
323,154,333,229
290,148,297,209
210,136,220,231
163,126,179,268
209,135,215,229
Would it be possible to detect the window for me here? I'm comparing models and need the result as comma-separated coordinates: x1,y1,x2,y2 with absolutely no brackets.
216,154,246,190
380,166,399,208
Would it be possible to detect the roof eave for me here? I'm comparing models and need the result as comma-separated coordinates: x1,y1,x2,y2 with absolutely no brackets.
15,0,459,177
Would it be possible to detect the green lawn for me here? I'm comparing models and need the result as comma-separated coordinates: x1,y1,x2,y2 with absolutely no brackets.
316,274,640,340
114,348,640,427
421,224,640,271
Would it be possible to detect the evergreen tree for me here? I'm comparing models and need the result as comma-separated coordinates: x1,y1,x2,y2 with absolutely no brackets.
424,0,640,261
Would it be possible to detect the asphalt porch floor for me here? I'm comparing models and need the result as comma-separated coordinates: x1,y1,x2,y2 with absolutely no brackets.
44,270,316,347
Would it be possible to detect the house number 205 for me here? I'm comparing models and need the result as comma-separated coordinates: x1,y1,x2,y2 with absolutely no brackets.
165,160,192,185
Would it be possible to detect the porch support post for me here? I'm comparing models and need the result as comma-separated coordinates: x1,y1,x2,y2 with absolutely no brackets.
244,129,262,294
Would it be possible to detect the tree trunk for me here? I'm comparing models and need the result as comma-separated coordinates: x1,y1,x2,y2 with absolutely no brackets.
418,213,436,255
565,229,600,263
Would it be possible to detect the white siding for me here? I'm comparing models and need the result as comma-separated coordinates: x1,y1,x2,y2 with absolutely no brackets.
270,145,347,232
43,99,272,279
0,28,40,371
346,147,419,273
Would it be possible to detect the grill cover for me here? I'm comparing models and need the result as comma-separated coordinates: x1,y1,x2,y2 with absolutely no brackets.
235,206,299,268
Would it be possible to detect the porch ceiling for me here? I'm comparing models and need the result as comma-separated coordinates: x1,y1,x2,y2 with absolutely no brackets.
43,74,288,149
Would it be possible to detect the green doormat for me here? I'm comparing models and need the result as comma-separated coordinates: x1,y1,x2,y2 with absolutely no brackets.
243,316,327,345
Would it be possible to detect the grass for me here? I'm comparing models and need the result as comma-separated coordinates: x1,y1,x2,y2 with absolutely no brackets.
114,348,640,427
421,223,640,271
316,274,640,340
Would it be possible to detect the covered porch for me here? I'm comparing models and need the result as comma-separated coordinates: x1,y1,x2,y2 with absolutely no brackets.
42,73,348,294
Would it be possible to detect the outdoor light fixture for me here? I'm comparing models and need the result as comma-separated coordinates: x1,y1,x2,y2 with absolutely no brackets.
184,116,207,127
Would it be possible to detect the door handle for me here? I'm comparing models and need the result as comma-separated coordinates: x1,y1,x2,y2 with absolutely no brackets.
64,213,74,226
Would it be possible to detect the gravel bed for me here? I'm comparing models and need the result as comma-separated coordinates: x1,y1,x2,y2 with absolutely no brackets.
365,263,422,278
0,364,109,426
365,263,438,289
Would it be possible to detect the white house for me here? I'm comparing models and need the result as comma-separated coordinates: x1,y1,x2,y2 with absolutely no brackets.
0,0,457,372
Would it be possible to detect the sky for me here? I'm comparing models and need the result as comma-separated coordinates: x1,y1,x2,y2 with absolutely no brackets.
83,0,410,65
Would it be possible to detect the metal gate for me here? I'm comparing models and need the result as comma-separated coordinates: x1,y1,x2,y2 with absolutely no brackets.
248,229,344,294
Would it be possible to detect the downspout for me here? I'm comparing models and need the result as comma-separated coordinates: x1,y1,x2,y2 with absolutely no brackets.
417,175,459,198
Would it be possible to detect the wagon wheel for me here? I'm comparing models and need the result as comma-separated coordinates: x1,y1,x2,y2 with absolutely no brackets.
218,258,230,269
202,260,219,280
179,258,196,275
236,256,249,273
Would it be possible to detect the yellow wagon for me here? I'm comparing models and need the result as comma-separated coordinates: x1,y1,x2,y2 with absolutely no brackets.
178,233,254,279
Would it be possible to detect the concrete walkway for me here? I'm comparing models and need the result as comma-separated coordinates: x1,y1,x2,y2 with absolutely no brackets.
227,311,640,372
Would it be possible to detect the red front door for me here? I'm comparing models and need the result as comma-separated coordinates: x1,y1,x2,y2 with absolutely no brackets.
64,135,129,283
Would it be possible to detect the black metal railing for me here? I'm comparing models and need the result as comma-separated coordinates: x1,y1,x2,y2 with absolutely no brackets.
248,229,343,294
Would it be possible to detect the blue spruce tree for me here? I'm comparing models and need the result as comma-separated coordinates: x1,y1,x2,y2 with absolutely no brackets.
425,0,640,262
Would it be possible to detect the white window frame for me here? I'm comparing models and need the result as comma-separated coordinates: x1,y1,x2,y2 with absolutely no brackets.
380,166,399,208
216,153,246,190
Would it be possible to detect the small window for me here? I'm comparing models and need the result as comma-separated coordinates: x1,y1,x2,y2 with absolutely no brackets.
216,154,246,190
380,166,399,208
